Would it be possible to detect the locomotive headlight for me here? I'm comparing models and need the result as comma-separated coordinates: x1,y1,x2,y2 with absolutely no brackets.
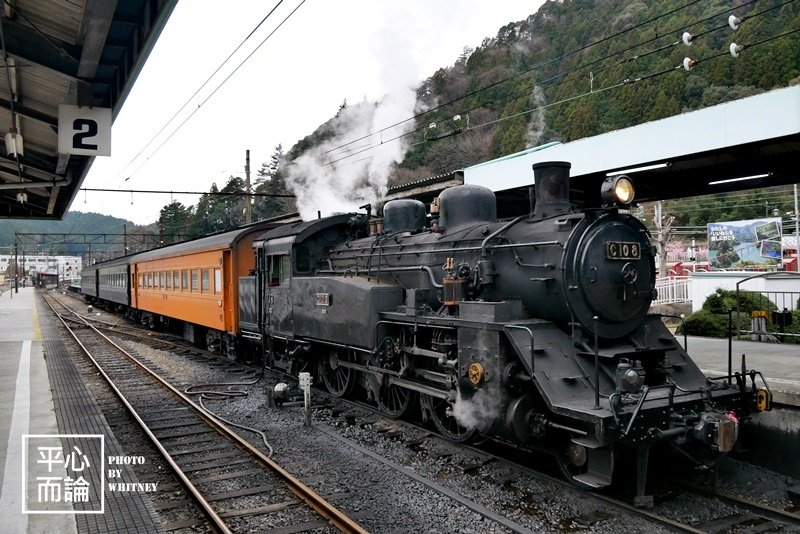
601,176,635,206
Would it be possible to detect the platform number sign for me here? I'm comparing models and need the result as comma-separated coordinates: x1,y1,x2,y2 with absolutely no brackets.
58,104,112,156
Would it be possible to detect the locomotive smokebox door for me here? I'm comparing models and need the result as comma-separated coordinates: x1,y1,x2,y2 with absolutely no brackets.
562,214,656,338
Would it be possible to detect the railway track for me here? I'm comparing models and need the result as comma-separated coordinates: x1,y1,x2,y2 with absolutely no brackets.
312,405,800,534
658,479,800,533
49,291,800,532
43,292,366,533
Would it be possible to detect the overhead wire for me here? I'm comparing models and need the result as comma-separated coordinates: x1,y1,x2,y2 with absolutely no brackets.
326,0,708,159
119,0,307,183
80,187,294,197
451,20,796,162
324,3,798,167
323,0,706,157
117,0,286,182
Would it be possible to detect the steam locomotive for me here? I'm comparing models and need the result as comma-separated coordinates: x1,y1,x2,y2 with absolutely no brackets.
81,161,771,499
241,161,771,500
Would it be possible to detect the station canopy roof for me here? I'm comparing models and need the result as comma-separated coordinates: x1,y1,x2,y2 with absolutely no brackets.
464,85,800,217
0,0,176,220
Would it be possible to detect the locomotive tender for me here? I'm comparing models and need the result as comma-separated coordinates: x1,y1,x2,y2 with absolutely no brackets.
81,161,771,497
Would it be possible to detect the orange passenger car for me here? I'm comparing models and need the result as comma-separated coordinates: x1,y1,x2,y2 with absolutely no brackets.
130,222,278,352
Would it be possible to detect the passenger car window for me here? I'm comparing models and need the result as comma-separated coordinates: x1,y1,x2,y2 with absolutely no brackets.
191,270,199,291
201,269,210,292
214,269,221,293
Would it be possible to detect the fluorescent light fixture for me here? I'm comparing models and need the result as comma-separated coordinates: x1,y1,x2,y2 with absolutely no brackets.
708,173,771,185
606,162,670,176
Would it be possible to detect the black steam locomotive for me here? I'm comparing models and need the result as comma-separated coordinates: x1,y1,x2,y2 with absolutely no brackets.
241,161,771,498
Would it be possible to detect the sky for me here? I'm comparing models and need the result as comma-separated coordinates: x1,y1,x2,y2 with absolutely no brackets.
77,0,545,226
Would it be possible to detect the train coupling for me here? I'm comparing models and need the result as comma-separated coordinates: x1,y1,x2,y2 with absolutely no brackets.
692,411,739,452
650,411,739,452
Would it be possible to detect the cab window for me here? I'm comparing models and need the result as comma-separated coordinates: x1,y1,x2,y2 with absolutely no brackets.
267,255,291,287
296,246,311,273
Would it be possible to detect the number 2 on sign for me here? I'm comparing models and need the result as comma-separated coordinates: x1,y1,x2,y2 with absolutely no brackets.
72,119,98,150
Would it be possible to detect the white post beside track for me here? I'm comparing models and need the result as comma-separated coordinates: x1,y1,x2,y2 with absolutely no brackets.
299,372,312,427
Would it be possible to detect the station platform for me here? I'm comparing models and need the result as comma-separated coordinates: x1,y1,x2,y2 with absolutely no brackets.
0,288,164,533
684,335,800,406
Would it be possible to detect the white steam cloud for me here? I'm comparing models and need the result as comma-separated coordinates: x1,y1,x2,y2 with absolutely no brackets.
286,7,418,221
285,92,416,220
452,387,504,432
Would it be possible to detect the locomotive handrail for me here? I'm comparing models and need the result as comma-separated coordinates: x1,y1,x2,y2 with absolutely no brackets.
480,215,525,258
493,240,561,250
503,324,536,374
335,240,563,259
317,266,444,288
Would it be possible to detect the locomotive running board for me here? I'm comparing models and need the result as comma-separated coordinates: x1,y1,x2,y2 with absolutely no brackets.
571,437,614,488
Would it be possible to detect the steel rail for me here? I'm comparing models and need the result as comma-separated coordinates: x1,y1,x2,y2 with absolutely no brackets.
673,480,800,528
43,292,368,534
42,294,233,534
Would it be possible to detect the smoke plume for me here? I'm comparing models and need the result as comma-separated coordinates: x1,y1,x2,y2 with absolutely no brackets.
525,85,547,148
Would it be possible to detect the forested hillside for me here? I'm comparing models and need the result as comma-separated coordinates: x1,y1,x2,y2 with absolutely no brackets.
389,0,799,181
0,211,157,256
277,0,798,217
4,0,798,246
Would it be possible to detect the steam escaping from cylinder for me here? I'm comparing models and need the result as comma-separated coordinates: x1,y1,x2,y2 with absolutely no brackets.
452,388,503,432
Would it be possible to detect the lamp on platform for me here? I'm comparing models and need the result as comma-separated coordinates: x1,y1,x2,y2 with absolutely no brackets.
4,130,23,158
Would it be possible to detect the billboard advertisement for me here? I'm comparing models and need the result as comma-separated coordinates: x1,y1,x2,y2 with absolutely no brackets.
707,217,783,269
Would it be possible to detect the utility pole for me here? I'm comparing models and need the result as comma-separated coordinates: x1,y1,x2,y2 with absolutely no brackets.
14,241,18,293
245,149,252,224
795,184,799,272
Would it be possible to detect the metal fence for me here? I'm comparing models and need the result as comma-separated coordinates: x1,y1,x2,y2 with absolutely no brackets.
653,276,691,305
735,272,800,342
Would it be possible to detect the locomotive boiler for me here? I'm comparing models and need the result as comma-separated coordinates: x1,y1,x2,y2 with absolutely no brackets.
248,161,771,499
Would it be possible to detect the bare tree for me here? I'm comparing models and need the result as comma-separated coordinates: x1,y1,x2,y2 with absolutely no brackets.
653,201,675,278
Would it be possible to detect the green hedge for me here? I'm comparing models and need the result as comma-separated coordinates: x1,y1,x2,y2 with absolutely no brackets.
677,288,798,342
679,309,729,337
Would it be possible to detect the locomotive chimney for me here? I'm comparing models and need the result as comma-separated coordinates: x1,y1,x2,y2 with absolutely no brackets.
531,161,572,221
